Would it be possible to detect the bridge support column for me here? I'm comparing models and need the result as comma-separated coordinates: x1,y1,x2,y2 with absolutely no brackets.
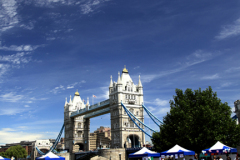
84,118,90,151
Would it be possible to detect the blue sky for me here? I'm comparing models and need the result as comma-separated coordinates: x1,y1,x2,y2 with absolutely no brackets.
0,0,240,145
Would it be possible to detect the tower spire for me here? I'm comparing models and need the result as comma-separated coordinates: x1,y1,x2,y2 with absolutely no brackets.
138,75,142,87
117,72,122,84
65,97,67,105
109,75,113,87
122,65,128,73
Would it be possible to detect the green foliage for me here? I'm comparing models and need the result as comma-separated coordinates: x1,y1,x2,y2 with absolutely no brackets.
152,86,240,153
4,145,27,159
0,151,8,158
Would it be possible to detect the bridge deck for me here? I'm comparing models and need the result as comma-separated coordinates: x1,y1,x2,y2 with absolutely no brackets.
70,99,110,118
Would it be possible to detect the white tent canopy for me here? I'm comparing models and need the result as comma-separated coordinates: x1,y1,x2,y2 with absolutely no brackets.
36,152,65,160
129,147,160,158
161,144,195,156
202,141,237,153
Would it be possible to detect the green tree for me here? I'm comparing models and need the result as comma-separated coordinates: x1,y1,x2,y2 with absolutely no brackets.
0,151,8,158
152,86,240,154
4,145,27,159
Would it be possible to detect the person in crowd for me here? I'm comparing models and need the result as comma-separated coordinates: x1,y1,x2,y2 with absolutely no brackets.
219,156,223,160
227,156,231,160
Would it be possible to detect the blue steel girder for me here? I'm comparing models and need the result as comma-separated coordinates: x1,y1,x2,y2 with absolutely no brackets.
70,99,110,118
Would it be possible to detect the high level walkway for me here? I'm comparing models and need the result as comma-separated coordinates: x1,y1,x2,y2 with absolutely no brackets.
70,99,110,119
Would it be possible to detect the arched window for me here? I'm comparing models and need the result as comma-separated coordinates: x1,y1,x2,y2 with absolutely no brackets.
78,123,81,128
136,111,139,116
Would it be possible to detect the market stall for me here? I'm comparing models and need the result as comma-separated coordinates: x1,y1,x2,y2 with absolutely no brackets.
129,147,160,160
35,152,65,160
202,141,237,160
0,156,11,160
160,144,195,160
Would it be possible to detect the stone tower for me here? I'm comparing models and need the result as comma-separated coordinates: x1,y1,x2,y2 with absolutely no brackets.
109,66,145,148
64,91,90,152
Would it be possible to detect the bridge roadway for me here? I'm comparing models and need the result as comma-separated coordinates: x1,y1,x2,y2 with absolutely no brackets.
70,99,110,119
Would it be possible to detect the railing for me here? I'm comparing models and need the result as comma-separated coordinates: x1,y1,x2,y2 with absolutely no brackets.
70,99,110,117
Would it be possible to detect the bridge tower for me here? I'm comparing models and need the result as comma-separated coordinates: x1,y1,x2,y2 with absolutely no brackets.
109,67,145,148
64,91,90,152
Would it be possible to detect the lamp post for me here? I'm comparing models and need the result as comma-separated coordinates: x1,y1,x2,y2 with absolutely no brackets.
119,153,121,160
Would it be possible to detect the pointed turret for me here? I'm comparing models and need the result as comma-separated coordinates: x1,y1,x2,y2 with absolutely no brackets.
138,75,142,87
65,97,67,106
109,75,113,87
117,72,122,84
87,97,89,106
69,95,72,104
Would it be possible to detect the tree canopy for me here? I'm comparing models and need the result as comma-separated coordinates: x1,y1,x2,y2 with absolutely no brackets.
152,86,240,153
0,145,27,159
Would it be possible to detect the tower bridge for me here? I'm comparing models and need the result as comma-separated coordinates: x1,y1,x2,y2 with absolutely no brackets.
64,67,145,154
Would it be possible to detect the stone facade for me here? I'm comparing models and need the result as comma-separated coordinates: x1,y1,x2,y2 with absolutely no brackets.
64,67,145,154
64,91,90,152
109,68,145,148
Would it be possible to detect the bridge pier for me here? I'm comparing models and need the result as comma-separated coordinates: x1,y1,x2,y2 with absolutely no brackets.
84,118,90,151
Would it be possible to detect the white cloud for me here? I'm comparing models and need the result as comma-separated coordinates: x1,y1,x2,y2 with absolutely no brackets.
154,98,169,106
225,67,240,73
50,81,86,94
220,82,232,88
24,105,30,107
0,128,57,144
0,107,26,115
185,50,213,67
0,0,19,32
216,18,240,40
0,52,32,64
201,73,220,80
0,45,41,52
133,50,216,84
0,92,24,102
134,66,140,69
0,64,10,78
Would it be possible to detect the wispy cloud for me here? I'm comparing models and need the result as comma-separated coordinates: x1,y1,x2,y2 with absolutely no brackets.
134,66,140,69
201,73,220,80
0,92,24,102
0,0,19,32
0,64,10,79
135,50,216,83
0,52,32,64
31,0,110,15
225,67,240,73
216,17,240,40
50,80,86,94
0,107,27,115
0,44,42,52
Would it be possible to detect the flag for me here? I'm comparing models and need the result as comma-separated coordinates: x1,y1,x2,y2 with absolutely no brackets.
83,99,85,103
93,95,96,98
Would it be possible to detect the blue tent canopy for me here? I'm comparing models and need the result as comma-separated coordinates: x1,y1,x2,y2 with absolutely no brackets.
36,152,65,160
129,147,160,158
202,141,237,154
0,156,11,160
160,144,195,156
